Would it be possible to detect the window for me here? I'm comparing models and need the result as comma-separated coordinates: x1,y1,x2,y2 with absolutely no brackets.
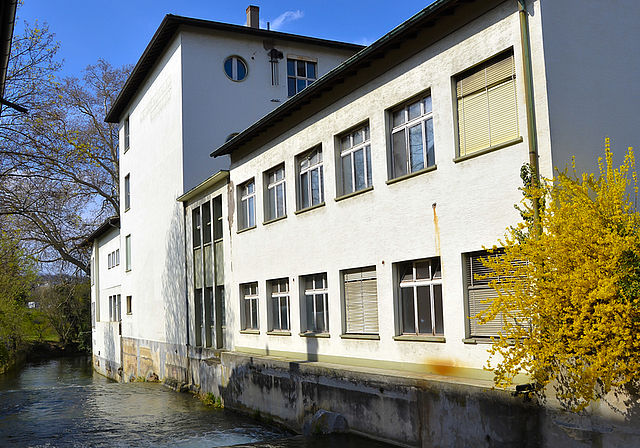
456,50,518,157
126,296,132,315
238,180,256,230
343,267,378,334
265,165,286,221
303,273,328,333
224,56,248,81
108,253,112,269
269,279,290,332
125,234,131,271
397,258,443,336
115,249,119,266
465,250,524,338
297,146,323,210
124,116,130,151
109,294,121,322
108,250,120,269
287,58,316,97
390,95,435,179
242,282,259,330
124,174,130,211
339,124,372,196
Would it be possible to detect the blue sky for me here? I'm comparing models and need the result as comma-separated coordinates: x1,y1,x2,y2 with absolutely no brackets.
15,1,436,78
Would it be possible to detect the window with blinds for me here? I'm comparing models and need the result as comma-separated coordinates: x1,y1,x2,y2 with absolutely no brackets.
466,250,506,338
456,50,519,157
343,267,379,335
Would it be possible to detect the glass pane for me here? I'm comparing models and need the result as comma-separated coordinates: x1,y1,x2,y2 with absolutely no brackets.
281,298,290,331
244,298,251,330
314,274,325,288
287,59,295,76
409,124,424,172
433,284,444,335
424,96,432,114
365,146,372,187
400,264,413,283
192,208,201,248
272,298,280,330
354,149,365,191
287,77,296,97
408,101,421,121
432,258,442,279
315,294,326,332
311,168,320,206
268,187,276,220
417,286,432,334
278,184,285,217
276,167,284,181
251,298,258,329
297,60,305,77
236,59,246,80
310,148,319,165
401,288,415,334
224,58,233,78
307,62,316,79
392,130,407,178
246,182,254,194
341,135,351,151
342,155,353,195
202,202,212,244
415,261,430,279
305,276,314,291
393,109,405,127
364,125,370,141
426,118,435,167
213,196,223,241
297,79,306,93
247,196,255,227
306,294,315,330
301,172,309,208
353,128,363,145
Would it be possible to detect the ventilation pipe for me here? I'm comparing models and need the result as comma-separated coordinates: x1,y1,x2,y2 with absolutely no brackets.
246,6,259,29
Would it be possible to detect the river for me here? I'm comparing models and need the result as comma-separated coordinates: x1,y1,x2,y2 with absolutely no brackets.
0,357,397,448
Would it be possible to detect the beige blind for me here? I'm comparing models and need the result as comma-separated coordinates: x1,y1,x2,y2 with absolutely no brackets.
194,247,202,289
457,51,518,156
214,241,224,286
344,267,379,334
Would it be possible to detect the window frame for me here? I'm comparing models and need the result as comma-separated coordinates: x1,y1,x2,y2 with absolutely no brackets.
269,278,290,332
396,258,444,338
125,234,131,272
287,57,317,97
124,174,130,211
265,164,286,222
389,94,435,180
302,273,329,333
238,179,256,231
224,55,248,82
297,146,324,211
241,282,259,331
338,123,373,197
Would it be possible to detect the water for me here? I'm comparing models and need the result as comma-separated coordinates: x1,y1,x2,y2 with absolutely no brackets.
0,357,397,448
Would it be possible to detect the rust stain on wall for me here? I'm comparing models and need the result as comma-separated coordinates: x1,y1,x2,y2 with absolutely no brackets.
432,203,441,255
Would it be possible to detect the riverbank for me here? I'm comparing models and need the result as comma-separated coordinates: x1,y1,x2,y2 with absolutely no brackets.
0,341,88,375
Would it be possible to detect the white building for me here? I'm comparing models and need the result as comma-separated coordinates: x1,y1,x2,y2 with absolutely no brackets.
91,7,362,381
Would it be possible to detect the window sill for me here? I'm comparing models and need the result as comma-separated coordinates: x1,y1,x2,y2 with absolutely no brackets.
239,329,260,335
124,207,130,212
340,333,380,340
294,202,325,215
267,331,291,336
335,186,374,202
237,225,257,234
299,331,330,338
463,337,515,346
386,165,437,185
454,136,523,163
394,335,446,343
263,215,287,226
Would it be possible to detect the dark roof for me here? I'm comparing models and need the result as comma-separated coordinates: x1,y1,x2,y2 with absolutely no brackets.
85,216,120,245
0,0,17,99
105,14,363,123
211,0,476,158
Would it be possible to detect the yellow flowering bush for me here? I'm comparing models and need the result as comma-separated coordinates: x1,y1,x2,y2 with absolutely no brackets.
479,142,640,411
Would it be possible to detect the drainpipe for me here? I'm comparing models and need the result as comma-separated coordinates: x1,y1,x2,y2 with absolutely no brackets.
518,0,541,237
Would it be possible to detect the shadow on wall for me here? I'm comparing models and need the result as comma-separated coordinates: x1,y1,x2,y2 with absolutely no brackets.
162,204,188,380
101,322,119,378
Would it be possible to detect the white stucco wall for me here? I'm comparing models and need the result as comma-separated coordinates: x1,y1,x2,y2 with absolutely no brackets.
224,1,545,377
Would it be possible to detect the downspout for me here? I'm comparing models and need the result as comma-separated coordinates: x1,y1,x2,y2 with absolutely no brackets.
183,204,191,376
518,0,541,237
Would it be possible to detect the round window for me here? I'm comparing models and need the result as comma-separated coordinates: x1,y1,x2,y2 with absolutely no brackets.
224,56,248,81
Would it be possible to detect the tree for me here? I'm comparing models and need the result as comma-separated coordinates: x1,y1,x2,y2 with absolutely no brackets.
0,14,130,274
478,142,640,411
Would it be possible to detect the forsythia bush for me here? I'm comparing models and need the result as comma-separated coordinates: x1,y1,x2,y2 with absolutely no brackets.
479,142,640,411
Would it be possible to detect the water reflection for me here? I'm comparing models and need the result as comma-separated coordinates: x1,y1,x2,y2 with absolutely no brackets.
0,357,397,448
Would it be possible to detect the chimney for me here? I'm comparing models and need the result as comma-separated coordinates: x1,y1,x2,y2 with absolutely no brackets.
246,6,259,29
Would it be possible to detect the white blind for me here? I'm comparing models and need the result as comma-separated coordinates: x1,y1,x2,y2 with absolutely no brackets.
344,267,379,334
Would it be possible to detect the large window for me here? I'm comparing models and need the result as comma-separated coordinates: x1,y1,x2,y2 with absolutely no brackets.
456,50,518,157
109,294,121,322
224,56,248,81
397,258,443,336
124,174,130,211
269,278,290,332
238,179,256,230
303,273,328,333
297,146,324,210
339,124,372,196
287,58,316,97
242,282,259,331
343,267,378,335
390,95,435,179
265,165,286,221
